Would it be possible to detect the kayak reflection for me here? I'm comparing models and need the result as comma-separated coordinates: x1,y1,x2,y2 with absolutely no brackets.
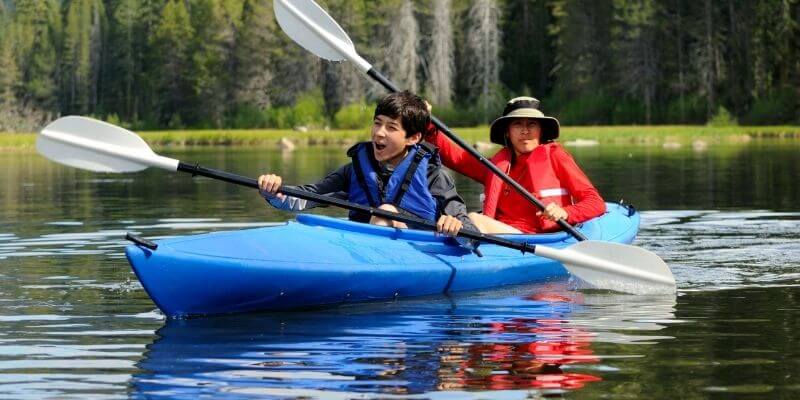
131,285,676,398
431,291,597,391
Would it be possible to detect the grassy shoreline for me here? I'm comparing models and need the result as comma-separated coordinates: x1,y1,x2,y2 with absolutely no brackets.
3,125,800,150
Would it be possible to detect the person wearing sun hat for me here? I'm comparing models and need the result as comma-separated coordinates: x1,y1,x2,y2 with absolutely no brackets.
425,96,605,234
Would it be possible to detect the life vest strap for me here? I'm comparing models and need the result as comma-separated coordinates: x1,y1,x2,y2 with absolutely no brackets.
350,144,379,207
393,144,431,206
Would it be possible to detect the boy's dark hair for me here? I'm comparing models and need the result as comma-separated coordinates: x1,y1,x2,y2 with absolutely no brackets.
374,91,430,138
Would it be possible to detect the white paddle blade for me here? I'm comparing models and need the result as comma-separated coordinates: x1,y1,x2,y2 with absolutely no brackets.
536,241,676,295
37,116,179,173
273,0,371,71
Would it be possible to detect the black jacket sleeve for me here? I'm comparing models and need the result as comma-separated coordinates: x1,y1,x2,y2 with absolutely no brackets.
426,163,478,232
262,164,351,211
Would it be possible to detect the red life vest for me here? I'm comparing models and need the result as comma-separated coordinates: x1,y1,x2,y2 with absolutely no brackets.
483,143,573,232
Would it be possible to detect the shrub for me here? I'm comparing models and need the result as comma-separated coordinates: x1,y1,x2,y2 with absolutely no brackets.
707,106,737,126
428,104,484,127
611,97,646,125
229,104,268,129
334,101,373,129
663,95,707,124
265,106,294,129
547,91,614,125
743,89,797,125
292,90,326,129
167,113,183,129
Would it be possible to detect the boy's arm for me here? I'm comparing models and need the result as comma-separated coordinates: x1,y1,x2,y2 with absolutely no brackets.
262,164,350,211
426,165,478,232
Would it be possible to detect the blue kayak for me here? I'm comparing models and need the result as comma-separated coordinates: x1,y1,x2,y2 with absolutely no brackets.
125,202,639,317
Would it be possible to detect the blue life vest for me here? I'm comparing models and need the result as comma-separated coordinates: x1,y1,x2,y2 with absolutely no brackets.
347,142,439,222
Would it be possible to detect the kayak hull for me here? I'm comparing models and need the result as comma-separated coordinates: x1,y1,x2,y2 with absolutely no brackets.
125,203,639,317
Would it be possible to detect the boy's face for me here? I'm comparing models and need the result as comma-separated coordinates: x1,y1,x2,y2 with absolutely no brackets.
371,115,421,166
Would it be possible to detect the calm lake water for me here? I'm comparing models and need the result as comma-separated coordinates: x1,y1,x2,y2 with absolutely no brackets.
2,141,800,399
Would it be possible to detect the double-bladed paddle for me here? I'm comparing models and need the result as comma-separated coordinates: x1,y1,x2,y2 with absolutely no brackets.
273,0,588,241
36,116,676,294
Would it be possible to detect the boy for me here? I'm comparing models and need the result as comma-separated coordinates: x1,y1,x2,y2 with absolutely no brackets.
258,91,474,235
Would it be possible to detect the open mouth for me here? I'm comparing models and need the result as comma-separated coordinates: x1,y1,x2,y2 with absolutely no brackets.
374,143,387,151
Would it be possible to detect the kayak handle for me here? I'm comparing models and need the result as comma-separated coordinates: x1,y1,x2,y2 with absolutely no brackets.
126,233,158,250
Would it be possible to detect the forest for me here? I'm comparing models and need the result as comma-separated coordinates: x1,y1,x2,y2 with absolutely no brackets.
0,0,798,132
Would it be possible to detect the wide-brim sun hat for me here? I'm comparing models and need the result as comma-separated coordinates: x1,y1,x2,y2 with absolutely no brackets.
489,96,560,145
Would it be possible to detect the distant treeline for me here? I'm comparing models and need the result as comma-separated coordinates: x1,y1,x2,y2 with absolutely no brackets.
0,0,798,132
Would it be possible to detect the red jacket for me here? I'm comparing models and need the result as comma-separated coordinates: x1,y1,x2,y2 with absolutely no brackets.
426,129,606,233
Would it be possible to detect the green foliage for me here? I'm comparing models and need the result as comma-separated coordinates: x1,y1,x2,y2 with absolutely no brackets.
292,90,327,129
433,105,486,127
610,97,646,125
707,106,737,127
150,0,194,125
663,96,707,124
265,106,295,129
333,101,373,129
743,89,798,125
167,113,183,129
14,0,61,110
549,91,615,125
104,113,124,128
0,33,19,103
0,0,799,130
229,104,268,129
61,0,105,114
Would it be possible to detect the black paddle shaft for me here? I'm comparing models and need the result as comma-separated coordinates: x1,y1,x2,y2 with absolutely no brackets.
176,162,539,254
366,68,587,241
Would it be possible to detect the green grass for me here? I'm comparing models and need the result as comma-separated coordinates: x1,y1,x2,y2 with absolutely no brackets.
558,125,800,144
0,133,36,149
3,125,799,150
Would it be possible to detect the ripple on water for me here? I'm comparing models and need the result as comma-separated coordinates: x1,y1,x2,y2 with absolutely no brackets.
640,210,800,290
2,208,798,398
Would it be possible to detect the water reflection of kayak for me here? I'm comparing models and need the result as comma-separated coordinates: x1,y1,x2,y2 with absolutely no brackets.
125,203,639,317
131,286,629,397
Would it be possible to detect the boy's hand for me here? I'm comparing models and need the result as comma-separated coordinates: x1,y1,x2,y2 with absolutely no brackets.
436,215,463,236
536,203,568,222
257,174,285,200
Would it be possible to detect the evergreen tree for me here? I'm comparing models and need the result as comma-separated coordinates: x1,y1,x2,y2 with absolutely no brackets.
233,0,277,109
0,1,6,30
660,0,691,122
0,30,19,105
61,0,106,115
150,0,194,127
500,0,553,98
0,5,10,102
426,0,455,106
0,0,797,128
13,0,61,111
687,0,725,118
1,18,47,132
464,0,502,121
549,0,614,123
187,0,242,127
612,0,659,123
269,27,320,107
383,0,420,93
320,0,368,116
103,0,145,121
751,0,797,97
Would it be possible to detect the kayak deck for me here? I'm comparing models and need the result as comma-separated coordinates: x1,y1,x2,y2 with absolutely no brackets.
126,203,639,317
